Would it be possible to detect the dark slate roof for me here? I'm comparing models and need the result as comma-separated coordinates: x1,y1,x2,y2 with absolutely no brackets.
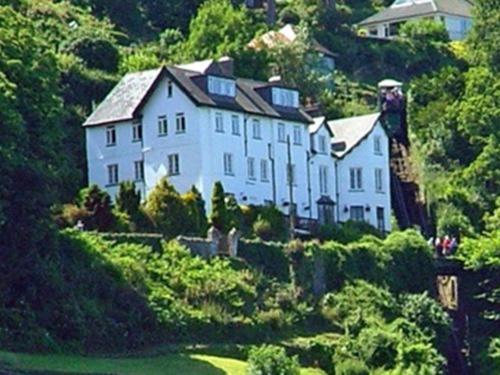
327,113,381,158
359,0,472,26
84,63,312,127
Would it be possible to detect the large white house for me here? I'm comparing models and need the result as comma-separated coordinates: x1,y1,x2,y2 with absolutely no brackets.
359,0,473,41
84,57,391,232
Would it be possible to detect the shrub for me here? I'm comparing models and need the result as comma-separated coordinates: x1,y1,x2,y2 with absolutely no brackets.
181,186,208,236
247,344,300,375
116,181,141,216
210,181,229,232
238,239,289,281
78,184,115,231
253,216,274,241
335,358,370,375
383,230,434,294
320,220,383,244
226,195,244,231
144,177,189,238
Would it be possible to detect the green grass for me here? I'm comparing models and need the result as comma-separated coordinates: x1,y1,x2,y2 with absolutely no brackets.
0,351,326,375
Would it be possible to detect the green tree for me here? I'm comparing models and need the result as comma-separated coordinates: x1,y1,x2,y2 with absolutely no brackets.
116,181,141,216
183,0,258,61
78,185,115,231
226,195,243,231
247,345,300,375
181,185,208,236
467,0,500,72
0,7,67,252
144,177,188,238
210,181,229,232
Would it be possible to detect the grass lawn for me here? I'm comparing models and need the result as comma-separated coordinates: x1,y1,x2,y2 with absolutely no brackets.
0,351,326,375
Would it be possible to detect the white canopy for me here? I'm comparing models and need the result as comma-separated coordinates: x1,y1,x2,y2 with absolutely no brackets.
378,79,403,88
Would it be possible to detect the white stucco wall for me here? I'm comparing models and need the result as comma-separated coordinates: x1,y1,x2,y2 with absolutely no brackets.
335,122,392,232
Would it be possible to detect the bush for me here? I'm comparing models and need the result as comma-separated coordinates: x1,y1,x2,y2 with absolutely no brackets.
238,239,290,281
144,177,189,238
247,345,300,375
253,216,273,241
335,358,370,375
78,184,115,231
319,220,383,244
210,181,229,232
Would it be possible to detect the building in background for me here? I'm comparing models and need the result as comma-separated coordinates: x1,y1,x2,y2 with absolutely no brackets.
358,0,473,41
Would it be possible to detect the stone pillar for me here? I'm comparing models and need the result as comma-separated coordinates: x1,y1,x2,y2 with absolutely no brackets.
227,228,241,257
207,226,221,257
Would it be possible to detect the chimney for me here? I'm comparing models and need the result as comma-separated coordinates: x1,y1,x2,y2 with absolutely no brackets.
217,56,234,76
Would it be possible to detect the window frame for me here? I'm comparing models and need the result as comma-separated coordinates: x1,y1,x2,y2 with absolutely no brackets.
277,123,286,143
374,135,382,155
107,164,119,186
132,121,142,142
260,159,269,182
318,135,327,154
167,80,173,98
158,115,168,136
293,125,302,145
252,119,261,140
106,126,116,147
215,112,224,133
350,205,365,222
231,115,240,135
319,165,329,195
375,168,383,192
176,113,186,133
247,157,256,180
134,160,144,181
349,167,363,191
168,153,180,176
223,153,234,176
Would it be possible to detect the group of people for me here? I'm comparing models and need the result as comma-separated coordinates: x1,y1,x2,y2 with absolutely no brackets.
428,235,459,257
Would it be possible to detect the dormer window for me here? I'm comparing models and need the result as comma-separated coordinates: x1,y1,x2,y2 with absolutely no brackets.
208,76,236,97
272,87,299,108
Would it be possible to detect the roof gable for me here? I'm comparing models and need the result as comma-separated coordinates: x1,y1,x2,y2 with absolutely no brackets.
327,113,381,158
83,68,163,126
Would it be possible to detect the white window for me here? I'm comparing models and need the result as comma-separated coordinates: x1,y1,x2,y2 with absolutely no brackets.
132,121,142,142
277,123,286,142
224,153,234,175
287,163,296,185
293,125,302,145
106,126,116,146
158,115,168,136
272,87,299,108
260,159,269,181
350,206,365,221
231,115,240,135
215,112,224,133
208,76,236,97
107,164,118,185
375,168,383,192
319,165,329,195
374,136,382,154
377,207,385,232
247,157,256,180
134,160,144,181
252,119,261,139
168,154,180,176
167,80,173,97
318,135,327,153
176,113,186,133
349,168,363,190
